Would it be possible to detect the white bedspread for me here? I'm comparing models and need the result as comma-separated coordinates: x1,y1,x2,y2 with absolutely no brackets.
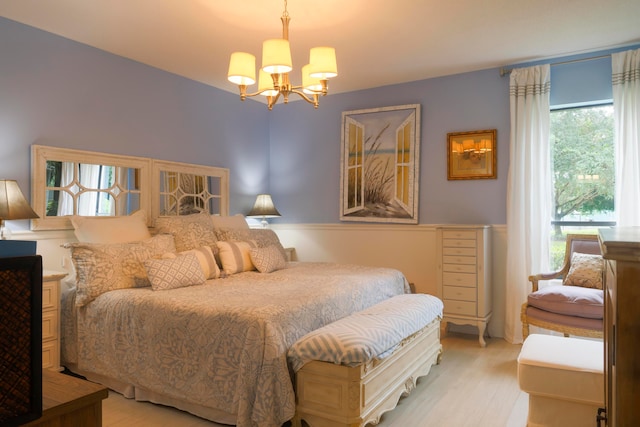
61,262,410,427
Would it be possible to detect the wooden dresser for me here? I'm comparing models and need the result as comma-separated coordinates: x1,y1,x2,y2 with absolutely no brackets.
22,370,108,427
598,227,640,426
436,225,492,347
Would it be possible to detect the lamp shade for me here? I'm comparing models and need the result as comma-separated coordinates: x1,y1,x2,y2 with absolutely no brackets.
228,52,257,85
302,64,323,94
262,39,292,74
247,194,281,218
0,180,39,221
309,47,337,79
258,69,279,96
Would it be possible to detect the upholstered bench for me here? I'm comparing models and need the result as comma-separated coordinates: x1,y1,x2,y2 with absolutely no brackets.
517,334,604,427
288,294,443,427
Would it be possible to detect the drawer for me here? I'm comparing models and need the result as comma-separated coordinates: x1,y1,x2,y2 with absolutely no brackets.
443,247,476,256
443,255,476,265
443,238,476,248
443,286,476,302
42,281,57,310
42,310,57,342
42,341,55,369
442,230,476,240
443,263,476,274
444,299,477,316
442,272,476,287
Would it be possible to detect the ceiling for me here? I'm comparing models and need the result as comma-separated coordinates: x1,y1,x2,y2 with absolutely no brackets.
2,0,640,97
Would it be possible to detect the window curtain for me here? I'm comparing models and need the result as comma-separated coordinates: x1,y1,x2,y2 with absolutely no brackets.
612,48,640,226
505,65,552,344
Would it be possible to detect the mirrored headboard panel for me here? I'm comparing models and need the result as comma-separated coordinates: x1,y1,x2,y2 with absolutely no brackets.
31,145,229,230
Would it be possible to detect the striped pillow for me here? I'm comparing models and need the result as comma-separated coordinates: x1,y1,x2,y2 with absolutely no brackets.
217,240,258,275
163,246,221,279
145,253,206,291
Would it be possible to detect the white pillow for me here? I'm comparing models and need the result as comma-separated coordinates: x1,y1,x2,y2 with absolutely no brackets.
217,240,257,275
71,210,150,243
211,214,249,230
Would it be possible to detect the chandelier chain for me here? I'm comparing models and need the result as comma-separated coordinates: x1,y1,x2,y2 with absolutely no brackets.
283,0,289,18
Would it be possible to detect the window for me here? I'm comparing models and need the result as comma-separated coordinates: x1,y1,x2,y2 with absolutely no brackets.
549,104,615,269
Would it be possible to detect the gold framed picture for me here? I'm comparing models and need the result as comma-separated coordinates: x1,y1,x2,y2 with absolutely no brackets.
447,129,496,180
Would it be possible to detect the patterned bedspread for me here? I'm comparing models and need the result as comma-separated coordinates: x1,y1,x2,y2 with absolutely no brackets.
61,262,410,427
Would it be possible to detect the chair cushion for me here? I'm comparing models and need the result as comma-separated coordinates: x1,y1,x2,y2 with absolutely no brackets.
527,285,603,319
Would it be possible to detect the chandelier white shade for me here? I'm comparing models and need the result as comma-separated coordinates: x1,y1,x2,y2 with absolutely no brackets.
227,0,337,110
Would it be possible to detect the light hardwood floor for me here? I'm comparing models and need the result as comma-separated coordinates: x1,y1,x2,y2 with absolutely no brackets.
102,333,528,427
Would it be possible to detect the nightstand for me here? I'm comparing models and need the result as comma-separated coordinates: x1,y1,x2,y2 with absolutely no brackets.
42,270,67,371
284,247,296,261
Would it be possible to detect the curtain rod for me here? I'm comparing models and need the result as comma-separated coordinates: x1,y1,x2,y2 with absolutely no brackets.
499,54,610,77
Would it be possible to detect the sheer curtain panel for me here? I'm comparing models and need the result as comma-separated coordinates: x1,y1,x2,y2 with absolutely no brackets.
505,65,552,344
613,48,640,226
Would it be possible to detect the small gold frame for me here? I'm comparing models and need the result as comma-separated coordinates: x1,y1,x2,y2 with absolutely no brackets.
447,129,497,180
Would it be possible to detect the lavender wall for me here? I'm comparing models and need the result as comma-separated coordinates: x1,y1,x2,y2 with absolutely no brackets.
268,69,511,224
0,17,270,232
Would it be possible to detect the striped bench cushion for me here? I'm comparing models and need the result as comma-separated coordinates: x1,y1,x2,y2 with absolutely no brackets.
288,294,443,372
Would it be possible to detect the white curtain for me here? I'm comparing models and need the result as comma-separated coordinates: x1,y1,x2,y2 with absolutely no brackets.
612,48,640,226
505,65,552,344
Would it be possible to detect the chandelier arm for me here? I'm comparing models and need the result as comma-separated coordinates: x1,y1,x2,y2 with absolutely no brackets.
290,89,319,108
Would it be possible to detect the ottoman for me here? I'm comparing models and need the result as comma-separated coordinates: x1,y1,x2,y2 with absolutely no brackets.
517,334,604,427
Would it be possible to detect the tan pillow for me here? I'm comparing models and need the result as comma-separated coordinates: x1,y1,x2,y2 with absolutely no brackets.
563,252,604,289
250,245,286,273
154,212,217,252
65,234,177,306
71,210,150,243
214,228,286,259
145,254,206,291
210,214,249,230
162,246,221,279
217,240,258,275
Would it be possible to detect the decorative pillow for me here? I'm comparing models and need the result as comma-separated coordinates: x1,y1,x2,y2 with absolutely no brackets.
214,228,286,259
71,210,150,243
563,252,604,289
210,214,249,230
162,246,221,279
154,212,218,252
145,254,206,291
250,245,286,273
217,240,258,275
65,234,176,306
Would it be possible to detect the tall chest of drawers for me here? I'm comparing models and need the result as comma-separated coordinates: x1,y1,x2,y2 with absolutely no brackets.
436,225,492,347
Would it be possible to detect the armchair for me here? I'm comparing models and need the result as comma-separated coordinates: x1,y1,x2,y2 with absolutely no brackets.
521,234,604,339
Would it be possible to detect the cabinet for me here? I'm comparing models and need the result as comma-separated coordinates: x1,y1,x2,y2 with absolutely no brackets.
598,228,640,426
436,225,492,347
42,270,66,371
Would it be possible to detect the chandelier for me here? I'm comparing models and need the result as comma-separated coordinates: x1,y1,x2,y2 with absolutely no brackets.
227,0,337,110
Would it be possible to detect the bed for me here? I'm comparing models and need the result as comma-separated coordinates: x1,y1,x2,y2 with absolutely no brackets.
60,211,415,427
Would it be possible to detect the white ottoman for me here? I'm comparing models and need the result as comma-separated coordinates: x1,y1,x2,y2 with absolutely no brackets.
517,334,604,427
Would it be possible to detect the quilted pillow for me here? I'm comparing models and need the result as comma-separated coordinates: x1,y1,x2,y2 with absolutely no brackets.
145,254,206,291
162,246,221,279
250,245,286,273
217,240,258,275
215,228,286,259
563,252,604,289
71,210,150,243
154,212,218,252
65,234,176,306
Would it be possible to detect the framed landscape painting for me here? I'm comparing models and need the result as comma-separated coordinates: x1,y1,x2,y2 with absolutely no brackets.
340,104,420,224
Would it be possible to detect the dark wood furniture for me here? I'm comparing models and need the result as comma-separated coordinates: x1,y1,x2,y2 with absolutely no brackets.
22,370,108,427
598,228,640,426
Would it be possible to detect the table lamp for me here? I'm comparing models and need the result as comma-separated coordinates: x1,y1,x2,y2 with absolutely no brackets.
0,179,39,240
247,194,281,228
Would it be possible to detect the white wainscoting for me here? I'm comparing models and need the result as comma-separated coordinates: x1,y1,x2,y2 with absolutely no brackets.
15,223,508,338
273,223,507,339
